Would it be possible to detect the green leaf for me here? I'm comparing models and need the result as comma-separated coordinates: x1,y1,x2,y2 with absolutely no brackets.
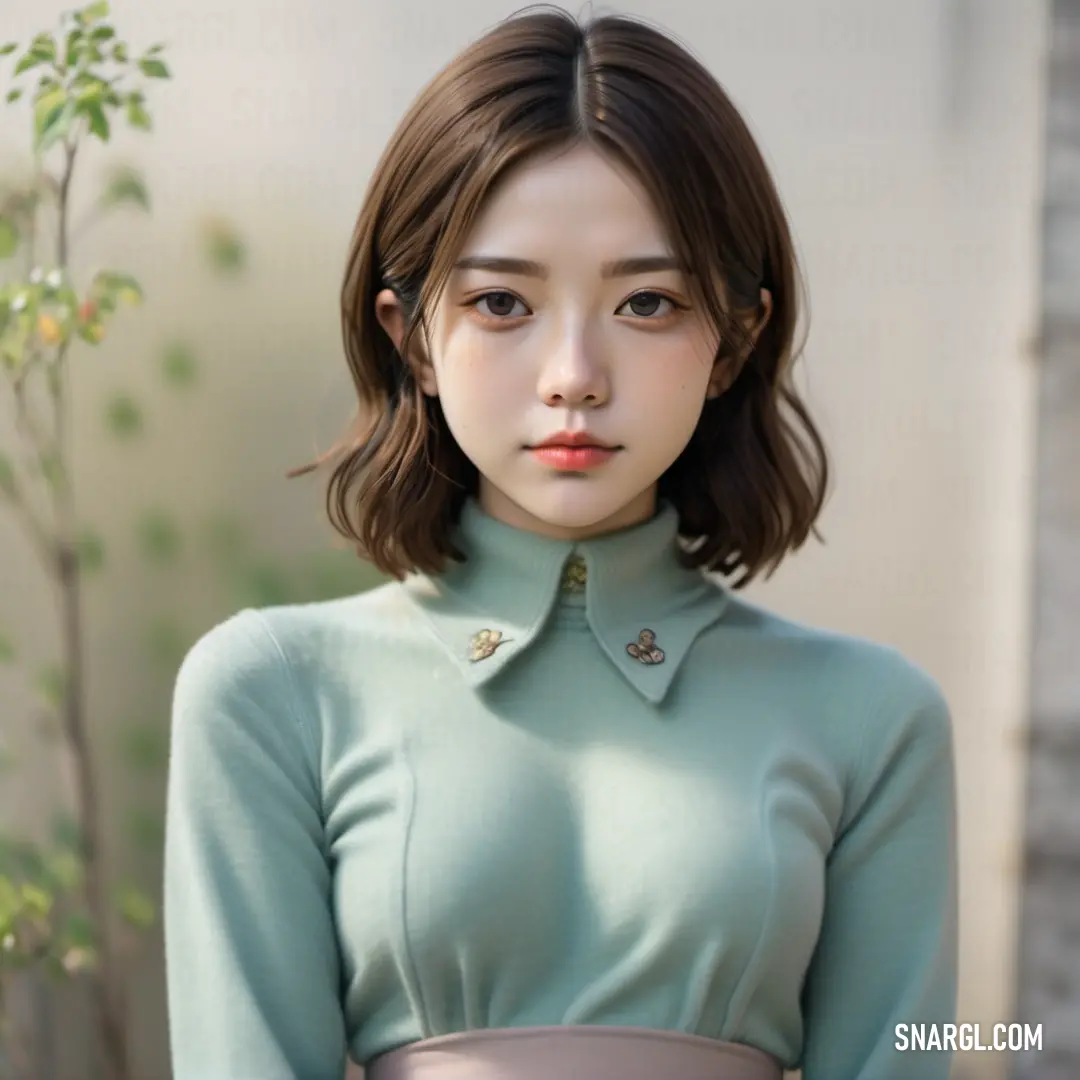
104,393,142,436
32,85,61,122
116,885,155,929
125,809,163,853
0,218,18,258
34,88,76,153
5,88,23,104
125,97,150,130
202,514,247,564
19,882,53,918
64,29,84,68
83,1,111,21
60,910,96,949
118,723,168,771
0,43,18,57
29,33,58,65
105,271,142,305
161,340,196,386
40,100,77,152
0,449,13,494
111,42,127,63
14,53,45,76
145,44,165,55
0,835,45,880
242,564,292,606
83,100,109,141
36,665,66,710
0,630,15,663
101,167,149,211
76,531,105,572
90,26,115,43
137,510,180,561
145,618,190,668
2,304,34,368
50,813,84,857
39,451,66,493
137,57,169,79
203,219,245,273
0,454,14,498
13,37,56,78
88,269,144,309
32,31,56,52
77,318,106,345
41,848,81,892
73,74,104,102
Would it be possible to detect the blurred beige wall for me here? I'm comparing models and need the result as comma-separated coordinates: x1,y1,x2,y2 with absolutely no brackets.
0,1,1046,1078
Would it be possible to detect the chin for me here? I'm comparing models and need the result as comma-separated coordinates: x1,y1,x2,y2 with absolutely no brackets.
506,483,656,538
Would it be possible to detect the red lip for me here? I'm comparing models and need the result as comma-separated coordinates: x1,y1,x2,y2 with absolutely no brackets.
530,445,618,470
531,430,620,449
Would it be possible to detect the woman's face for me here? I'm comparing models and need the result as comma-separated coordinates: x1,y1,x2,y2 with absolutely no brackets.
376,142,731,541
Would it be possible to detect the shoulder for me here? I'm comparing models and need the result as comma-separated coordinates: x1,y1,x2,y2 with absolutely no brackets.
174,581,411,704
717,588,952,737
173,606,288,706
171,607,311,757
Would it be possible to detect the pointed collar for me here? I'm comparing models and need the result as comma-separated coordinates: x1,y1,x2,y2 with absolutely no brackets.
401,498,732,706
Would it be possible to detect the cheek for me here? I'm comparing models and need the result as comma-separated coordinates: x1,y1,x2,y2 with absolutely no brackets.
632,340,713,403
433,335,520,437
630,343,714,446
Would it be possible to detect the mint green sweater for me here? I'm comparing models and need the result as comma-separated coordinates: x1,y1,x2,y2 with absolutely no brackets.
164,497,957,1079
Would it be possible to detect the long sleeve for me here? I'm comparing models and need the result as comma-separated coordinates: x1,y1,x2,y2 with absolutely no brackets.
163,608,347,1080
798,657,958,1079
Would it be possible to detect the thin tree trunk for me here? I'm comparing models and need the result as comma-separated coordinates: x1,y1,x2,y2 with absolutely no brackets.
51,140,129,1080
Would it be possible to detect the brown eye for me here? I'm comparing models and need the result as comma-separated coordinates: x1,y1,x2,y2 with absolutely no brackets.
475,291,526,318
618,291,678,318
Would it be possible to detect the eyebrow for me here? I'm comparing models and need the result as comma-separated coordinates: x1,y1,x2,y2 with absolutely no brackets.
451,254,687,279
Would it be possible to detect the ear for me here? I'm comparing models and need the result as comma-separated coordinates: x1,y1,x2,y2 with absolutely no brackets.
706,288,773,399
374,288,438,396
751,287,773,345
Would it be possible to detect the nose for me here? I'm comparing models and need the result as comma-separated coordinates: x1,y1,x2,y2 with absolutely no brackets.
536,322,610,406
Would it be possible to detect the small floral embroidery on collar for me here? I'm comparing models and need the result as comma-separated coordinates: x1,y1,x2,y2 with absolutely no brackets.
404,498,733,703
626,628,665,665
469,628,511,662
560,554,588,593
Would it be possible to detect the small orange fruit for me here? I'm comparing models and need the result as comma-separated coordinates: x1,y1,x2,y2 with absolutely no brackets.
37,313,63,345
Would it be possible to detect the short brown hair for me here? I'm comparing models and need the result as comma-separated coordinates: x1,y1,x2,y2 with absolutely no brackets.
293,5,829,587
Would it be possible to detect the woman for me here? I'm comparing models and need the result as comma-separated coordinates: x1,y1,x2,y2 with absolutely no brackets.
164,7,957,1078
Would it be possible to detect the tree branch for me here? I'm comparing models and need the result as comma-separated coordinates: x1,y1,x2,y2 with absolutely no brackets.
57,141,77,271
0,480,58,573
12,366,55,457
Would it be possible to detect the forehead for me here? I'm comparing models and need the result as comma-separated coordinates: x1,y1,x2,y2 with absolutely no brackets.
462,142,672,254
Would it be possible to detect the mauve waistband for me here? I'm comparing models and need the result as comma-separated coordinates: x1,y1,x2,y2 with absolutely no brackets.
365,1025,784,1080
